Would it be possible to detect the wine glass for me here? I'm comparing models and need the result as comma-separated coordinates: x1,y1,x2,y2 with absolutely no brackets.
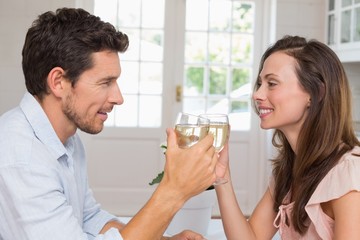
175,112,210,148
199,113,230,185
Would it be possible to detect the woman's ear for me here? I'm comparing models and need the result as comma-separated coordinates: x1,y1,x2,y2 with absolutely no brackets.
46,67,67,97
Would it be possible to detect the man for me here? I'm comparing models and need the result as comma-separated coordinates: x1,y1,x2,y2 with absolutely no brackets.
0,8,219,240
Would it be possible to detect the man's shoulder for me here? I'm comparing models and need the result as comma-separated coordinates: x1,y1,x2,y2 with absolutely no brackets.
0,106,28,131
0,106,34,139
0,107,40,167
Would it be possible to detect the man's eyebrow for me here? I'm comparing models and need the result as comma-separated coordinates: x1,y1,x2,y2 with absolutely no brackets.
99,76,119,81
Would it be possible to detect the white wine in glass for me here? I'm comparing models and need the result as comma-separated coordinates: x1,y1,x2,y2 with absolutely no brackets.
199,113,229,152
199,113,229,185
208,122,230,152
175,113,210,148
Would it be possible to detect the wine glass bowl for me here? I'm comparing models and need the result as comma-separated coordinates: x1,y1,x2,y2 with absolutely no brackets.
175,113,210,148
199,113,230,185
199,113,229,152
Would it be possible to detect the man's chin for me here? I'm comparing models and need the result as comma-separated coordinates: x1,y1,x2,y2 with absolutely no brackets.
79,125,104,135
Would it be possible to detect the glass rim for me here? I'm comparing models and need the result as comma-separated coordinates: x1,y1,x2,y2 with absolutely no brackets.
177,112,210,124
199,113,228,117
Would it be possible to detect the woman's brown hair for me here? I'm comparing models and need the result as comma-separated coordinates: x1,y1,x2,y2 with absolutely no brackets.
253,35,360,234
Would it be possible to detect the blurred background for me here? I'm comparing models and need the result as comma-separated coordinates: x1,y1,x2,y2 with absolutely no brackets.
1,0,359,217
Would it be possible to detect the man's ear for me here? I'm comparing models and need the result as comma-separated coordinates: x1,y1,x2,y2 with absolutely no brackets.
47,67,67,97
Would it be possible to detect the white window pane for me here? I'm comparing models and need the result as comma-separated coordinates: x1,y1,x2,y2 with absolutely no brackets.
94,0,118,24
142,0,165,28
119,61,139,94
229,99,251,130
329,0,335,11
209,33,230,64
184,66,204,96
232,2,255,33
342,0,352,7
209,0,231,31
115,95,138,127
183,98,206,115
185,33,207,63
186,0,209,31
139,63,163,94
118,0,141,27
231,68,251,93
328,14,336,45
341,10,351,43
122,30,140,61
209,67,227,95
355,7,360,41
207,98,229,113
183,0,254,132
139,96,161,127
231,34,253,64
94,0,165,128
140,30,164,61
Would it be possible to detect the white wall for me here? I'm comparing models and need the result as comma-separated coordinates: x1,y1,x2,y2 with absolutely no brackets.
275,0,326,42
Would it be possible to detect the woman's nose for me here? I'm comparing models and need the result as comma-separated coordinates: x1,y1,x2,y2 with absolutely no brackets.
252,84,267,102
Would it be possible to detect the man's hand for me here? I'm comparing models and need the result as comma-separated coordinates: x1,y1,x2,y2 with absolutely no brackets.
167,230,206,240
119,128,217,240
161,128,218,201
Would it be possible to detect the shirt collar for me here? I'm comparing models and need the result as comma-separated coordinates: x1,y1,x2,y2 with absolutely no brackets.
19,92,74,164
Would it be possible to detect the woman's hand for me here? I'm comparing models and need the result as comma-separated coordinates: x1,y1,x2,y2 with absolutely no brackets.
215,141,230,180
215,125,230,180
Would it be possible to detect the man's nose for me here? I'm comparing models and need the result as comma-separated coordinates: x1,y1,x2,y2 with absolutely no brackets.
110,83,124,105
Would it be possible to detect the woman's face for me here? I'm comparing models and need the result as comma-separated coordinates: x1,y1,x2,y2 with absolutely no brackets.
253,51,311,138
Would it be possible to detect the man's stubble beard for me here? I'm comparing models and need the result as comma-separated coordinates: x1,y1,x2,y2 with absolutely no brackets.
62,94,103,135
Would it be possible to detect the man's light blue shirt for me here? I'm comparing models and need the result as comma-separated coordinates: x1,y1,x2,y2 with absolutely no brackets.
0,92,123,240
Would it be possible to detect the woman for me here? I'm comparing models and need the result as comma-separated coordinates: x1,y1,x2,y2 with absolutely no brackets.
216,35,360,239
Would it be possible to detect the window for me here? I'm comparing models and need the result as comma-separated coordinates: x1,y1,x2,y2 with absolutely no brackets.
95,0,165,127
94,0,255,130
183,0,254,130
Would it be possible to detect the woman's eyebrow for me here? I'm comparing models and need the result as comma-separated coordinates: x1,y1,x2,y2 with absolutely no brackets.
262,73,278,79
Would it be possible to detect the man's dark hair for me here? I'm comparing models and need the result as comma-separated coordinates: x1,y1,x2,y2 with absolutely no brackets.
22,7,129,99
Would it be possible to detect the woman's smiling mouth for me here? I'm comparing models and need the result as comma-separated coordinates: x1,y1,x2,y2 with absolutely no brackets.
258,108,274,118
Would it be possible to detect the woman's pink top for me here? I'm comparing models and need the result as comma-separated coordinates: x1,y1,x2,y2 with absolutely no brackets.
271,146,360,239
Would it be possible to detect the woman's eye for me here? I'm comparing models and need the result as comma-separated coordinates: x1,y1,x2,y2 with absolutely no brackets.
268,81,276,87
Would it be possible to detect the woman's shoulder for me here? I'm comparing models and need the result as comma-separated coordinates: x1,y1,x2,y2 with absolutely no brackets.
307,146,360,205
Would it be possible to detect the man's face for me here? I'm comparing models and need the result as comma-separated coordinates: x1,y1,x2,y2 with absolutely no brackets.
62,50,123,134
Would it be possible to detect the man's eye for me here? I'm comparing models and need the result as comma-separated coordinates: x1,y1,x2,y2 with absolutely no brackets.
102,81,112,86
